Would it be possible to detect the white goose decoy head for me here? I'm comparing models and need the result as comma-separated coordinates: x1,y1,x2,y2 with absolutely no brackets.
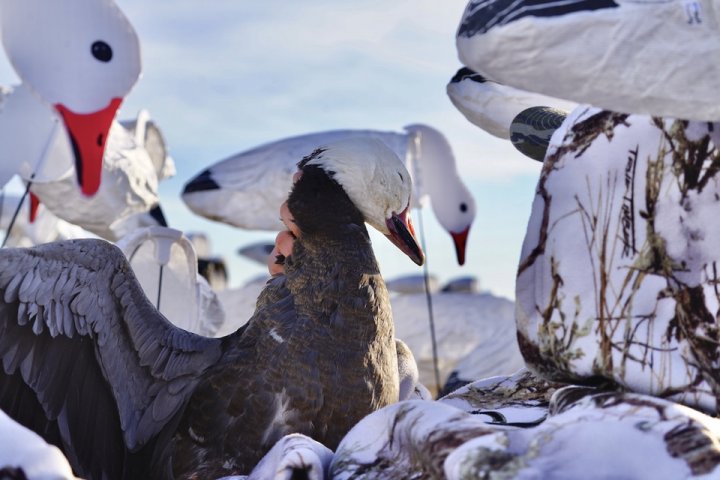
296,138,425,266
0,0,141,196
405,124,476,265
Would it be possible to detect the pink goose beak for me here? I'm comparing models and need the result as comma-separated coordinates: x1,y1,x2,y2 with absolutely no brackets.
385,206,425,266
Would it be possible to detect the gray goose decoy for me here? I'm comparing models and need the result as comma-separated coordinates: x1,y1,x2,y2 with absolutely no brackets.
0,138,424,479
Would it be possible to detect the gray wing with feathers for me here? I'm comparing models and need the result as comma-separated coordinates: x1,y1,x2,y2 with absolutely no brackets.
0,238,223,477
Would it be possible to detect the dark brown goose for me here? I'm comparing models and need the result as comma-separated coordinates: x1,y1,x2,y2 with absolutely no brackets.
0,138,424,479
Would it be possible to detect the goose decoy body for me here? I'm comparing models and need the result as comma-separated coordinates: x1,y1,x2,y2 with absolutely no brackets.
440,276,479,294
446,67,575,139
0,0,141,195
331,383,720,479
392,289,522,391
115,226,226,338
455,0,720,121
184,232,228,291
385,273,441,295
0,138,424,478
241,433,333,480
236,241,276,266
182,124,475,265
27,109,173,241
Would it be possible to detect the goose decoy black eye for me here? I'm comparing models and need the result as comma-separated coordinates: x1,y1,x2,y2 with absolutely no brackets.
91,41,113,62
459,202,468,213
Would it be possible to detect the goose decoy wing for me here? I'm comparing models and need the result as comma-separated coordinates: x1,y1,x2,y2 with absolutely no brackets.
0,238,223,478
182,135,314,231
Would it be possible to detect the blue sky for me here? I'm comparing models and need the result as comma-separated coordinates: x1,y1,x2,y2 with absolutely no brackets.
0,0,542,300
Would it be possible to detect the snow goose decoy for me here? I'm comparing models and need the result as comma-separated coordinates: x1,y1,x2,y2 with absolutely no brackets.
385,273,441,295
241,433,333,480
333,381,720,478
443,387,720,479
516,105,720,414
438,368,558,424
455,0,720,121
447,67,575,139
0,0,141,195
392,288,523,392
115,226,225,337
441,275,479,294
237,241,276,266
182,124,475,265
0,137,424,478
27,109,173,241
0,84,170,241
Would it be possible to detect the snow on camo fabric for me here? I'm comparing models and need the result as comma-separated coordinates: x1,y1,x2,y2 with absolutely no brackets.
516,105,720,414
